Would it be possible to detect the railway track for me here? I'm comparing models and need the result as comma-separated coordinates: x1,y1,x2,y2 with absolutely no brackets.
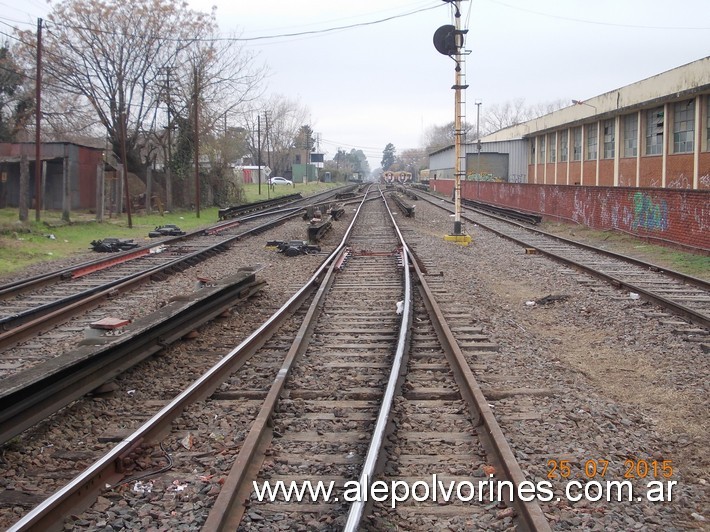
6,187,549,531
0,188,354,356
417,191,710,331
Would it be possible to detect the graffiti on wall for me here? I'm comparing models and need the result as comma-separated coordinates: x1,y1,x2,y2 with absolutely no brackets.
630,192,668,231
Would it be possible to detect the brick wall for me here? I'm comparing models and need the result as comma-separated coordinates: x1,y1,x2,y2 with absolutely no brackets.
430,181,710,251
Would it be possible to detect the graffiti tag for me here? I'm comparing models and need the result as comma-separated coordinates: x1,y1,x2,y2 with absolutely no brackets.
631,192,668,231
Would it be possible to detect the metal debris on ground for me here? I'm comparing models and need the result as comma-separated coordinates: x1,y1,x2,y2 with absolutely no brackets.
148,224,186,237
535,294,570,305
265,240,321,257
90,238,139,252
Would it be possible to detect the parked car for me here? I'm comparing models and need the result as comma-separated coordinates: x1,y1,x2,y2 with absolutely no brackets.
268,176,293,186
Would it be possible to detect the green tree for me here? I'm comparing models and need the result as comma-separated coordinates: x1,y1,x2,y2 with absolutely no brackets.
14,0,263,190
0,45,32,141
381,143,396,171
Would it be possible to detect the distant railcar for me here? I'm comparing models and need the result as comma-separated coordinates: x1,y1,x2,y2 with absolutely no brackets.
381,171,412,185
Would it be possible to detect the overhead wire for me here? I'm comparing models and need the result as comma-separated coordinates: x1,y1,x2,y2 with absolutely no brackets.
486,0,710,30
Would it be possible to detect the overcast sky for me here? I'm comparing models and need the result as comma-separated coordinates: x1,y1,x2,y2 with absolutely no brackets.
4,0,709,171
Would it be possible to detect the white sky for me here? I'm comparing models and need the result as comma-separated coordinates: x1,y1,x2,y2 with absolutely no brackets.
3,0,709,170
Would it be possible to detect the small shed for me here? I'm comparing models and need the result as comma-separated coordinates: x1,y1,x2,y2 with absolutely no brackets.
0,141,104,211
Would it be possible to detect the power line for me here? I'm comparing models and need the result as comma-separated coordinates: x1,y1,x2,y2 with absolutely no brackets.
487,0,710,30
0,3,445,44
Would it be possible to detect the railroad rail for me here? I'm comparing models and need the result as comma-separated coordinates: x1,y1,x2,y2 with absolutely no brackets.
0,188,349,352
0,270,264,445
7,186,550,531
461,197,542,225
417,190,710,329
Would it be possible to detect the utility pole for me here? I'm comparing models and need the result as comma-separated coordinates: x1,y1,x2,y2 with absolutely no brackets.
476,100,482,197
193,67,200,218
257,114,262,195
434,0,471,244
264,112,271,199
164,67,173,212
34,18,42,222
120,110,132,228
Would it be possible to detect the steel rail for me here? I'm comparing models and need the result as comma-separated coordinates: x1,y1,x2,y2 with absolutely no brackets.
0,242,232,350
203,187,376,530
0,186,349,301
0,271,265,446
343,188,413,531
409,248,552,532
6,188,375,532
418,191,710,328
0,208,314,350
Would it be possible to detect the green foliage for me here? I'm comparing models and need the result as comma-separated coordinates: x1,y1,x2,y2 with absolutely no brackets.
0,45,32,141
381,143,396,171
0,181,340,275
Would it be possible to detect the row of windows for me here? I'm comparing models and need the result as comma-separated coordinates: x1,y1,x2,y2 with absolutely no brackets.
531,97,708,164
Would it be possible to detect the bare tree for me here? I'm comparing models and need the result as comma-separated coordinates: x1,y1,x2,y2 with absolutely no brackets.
241,95,310,177
15,0,264,186
422,120,473,152
482,98,567,134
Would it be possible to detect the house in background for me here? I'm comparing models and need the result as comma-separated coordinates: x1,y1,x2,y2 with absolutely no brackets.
0,142,104,211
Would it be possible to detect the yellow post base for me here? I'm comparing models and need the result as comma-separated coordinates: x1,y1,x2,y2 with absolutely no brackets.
444,233,472,246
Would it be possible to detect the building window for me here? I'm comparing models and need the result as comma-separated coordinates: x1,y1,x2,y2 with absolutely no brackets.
539,136,545,164
572,127,582,161
560,129,568,162
707,96,710,151
549,133,556,163
673,99,694,153
646,107,664,155
603,119,615,159
623,114,638,157
586,123,597,160
530,139,535,163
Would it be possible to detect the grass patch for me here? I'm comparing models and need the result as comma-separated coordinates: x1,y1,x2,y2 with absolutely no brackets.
0,181,341,276
541,222,710,280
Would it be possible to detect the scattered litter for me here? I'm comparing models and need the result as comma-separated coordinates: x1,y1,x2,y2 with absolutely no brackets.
46,233,56,240
149,245,167,254
90,238,139,252
148,224,185,238
180,433,194,450
535,294,569,305
133,480,153,494
629,292,640,300
396,301,404,315
482,464,497,476
266,240,321,257
126,389,136,396
169,480,188,492
525,301,536,306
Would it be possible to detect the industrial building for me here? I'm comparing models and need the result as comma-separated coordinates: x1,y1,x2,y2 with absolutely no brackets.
430,56,710,190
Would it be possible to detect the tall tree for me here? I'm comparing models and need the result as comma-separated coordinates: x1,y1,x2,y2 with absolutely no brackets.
0,45,32,141
381,143,396,171
423,120,472,152
241,95,310,177
14,0,263,186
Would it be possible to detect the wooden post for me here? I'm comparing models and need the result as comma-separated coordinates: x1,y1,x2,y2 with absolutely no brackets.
117,164,124,217
96,163,104,222
19,154,29,221
146,165,152,214
61,149,70,222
